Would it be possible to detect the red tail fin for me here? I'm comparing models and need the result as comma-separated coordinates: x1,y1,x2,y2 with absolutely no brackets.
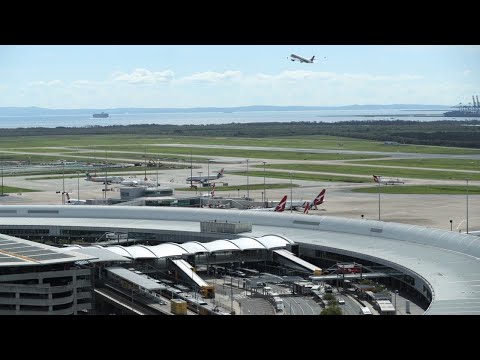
303,202,310,214
274,195,288,212
373,175,379,183
313,189,326,206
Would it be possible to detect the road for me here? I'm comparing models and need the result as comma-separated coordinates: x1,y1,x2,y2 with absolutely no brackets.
336,293,362,315
282,296,321,315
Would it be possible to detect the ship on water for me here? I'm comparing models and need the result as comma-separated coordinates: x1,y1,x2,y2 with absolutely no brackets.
92,112,109,118
444,95,480,117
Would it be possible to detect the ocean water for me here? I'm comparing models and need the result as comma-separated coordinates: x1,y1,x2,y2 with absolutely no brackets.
0,109,457,129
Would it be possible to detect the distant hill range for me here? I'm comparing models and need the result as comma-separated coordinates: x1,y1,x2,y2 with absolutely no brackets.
0,104,450,116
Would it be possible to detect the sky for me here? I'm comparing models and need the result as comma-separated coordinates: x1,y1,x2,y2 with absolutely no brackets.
0,45,479,108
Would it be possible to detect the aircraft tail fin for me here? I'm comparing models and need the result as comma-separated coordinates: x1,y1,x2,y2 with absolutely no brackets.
274,195,288,212
217,168,224,178
312,189,326,209
373,175,379,183
310,56,315,62
303,202,310,214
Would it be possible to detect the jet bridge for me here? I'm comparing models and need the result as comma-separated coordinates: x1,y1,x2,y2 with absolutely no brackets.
170,259,215,298
272,249,322,276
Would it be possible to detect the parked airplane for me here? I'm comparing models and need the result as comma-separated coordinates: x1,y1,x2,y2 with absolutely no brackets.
247,195,288,212
286,189,326,210
186,168,224,184
65,193,87,205
85,173,124,184
289,54,315,63
119,178,154,186
373,175,405,185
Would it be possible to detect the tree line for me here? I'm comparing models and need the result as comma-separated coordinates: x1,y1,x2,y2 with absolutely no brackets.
1,120,479,148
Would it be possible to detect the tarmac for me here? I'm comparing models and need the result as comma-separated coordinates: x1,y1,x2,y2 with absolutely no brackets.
2,166,478,233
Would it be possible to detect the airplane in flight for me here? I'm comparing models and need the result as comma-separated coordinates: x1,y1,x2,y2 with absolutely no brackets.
289,54,315,63
286,189,326,210
247,195,288,212
186,168,225,184
373,175,405,185
84,173,124,184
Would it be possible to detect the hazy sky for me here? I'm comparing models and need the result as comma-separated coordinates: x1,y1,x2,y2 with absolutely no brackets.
0,45,479,108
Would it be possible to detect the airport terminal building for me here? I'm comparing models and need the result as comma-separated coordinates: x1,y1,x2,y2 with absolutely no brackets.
0,233,95,315
0,205,479,315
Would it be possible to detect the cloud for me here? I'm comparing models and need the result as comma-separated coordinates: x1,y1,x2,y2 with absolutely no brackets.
245,71,422,83
72,80,96,87
250,71,335,82
463,69,472,76
112,68,174,84
13,67,440,108
28,80,64,87
179,70,242,83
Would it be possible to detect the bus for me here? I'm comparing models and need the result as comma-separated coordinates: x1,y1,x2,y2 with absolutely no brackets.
359,306,373,315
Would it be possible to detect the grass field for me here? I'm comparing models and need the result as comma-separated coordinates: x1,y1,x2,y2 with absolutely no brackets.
257,164,480,181
232,171,371,183
0,186,38,193
346,158,480,171
351,185,480,194
24,170,177,180
2,134,479,197
1,134,479,155
74,149,375,161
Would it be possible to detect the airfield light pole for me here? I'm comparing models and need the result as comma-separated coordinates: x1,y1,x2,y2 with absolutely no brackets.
262,161,267,207
246,159,249,199
450,219,453,231
144,146,147,181
62,160,65,205
207,159,210,185
466,178,469,234
198,172,202,206
103,151,108,200
290,173,293,213
190,151,193,189
378,180,381,221
93,147,97,176
77,171,80,201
